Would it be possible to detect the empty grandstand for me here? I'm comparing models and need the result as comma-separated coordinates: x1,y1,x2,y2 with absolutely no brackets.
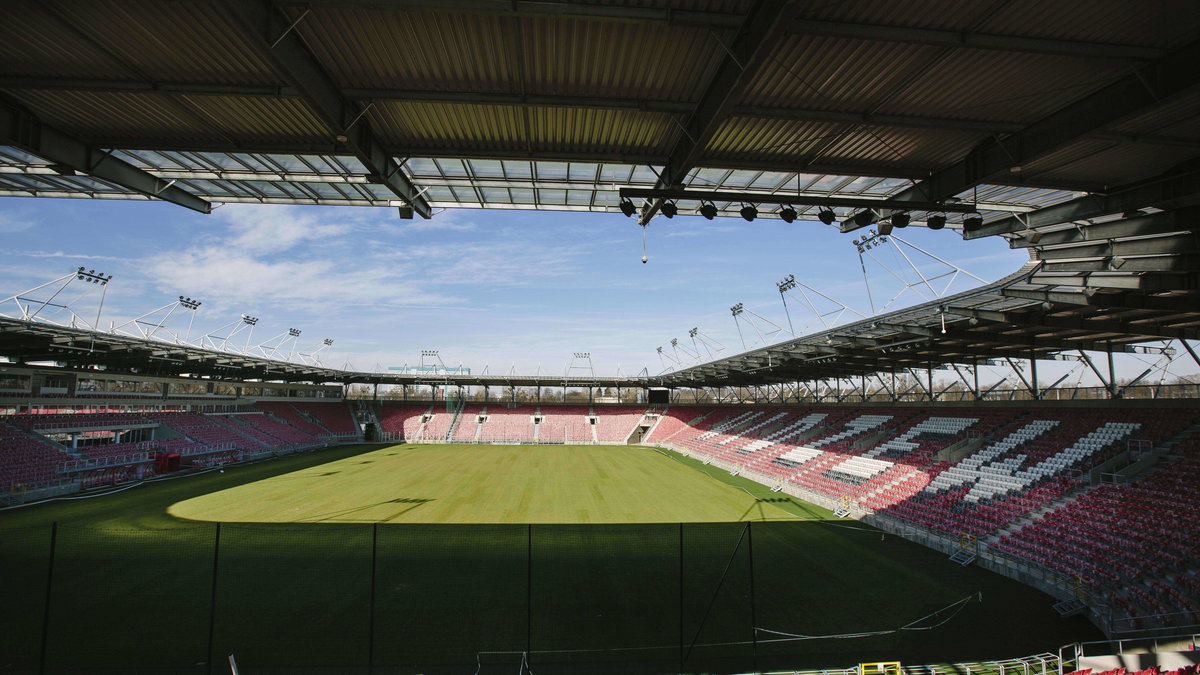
3,1,1200,674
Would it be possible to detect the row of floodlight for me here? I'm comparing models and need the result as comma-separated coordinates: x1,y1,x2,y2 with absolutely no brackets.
619,200,985,231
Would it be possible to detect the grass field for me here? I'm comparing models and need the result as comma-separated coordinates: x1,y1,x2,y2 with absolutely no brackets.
0,443,1103,675
169,444,805,524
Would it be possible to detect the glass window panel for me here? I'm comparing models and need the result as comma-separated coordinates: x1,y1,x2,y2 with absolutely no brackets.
470,159,505,177
599,164,633,182
427,187,456,200
434,159,469,177
536,162,570,179
481,187,511,202
568,162,598,181
502,161,532,179
510,188,536,203
566,189,592,205
406,158,440,176
629,165,660,183
537,188,567,204
720,170,759,188
750,171,791,190
451,186,478,202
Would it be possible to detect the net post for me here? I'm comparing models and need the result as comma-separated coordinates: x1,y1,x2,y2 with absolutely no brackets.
748,520,758,672
527,522,533,667
207,521,222,675
368,522,378,674
678,521,685,675
38,521,57,675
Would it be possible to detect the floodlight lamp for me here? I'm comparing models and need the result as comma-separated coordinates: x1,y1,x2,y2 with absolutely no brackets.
963,211,984,232
731,303,744,316
927,213,947,230
324,339,334,346
288,328,301,337
656,346,664,354
779,205,797,223
661,201,678,218
699,202,718,220
892,212,910,228
739,204,757,222
671,339,678,347
242,315,258,325
689,327,698,337
619,198,637,218
817,208,836,225
852,210,876,227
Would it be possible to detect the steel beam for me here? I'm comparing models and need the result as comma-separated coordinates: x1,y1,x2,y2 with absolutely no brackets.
0,99,211,213
638,0,793,224
621,187,983,212
844,38,1200,232
790,19,1165,61
273,0,744,28
220,0,433,217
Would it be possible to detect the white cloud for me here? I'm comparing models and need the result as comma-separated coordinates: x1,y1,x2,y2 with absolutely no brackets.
217,204,354,254
146,247,461,309
0,212,35,234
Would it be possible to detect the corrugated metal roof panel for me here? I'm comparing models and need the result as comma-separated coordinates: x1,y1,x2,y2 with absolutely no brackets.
1030,142,1200,185
369,102,675,155
1108,90,1200,137
0,6,133,79
705,117,981,169
179,97,331,146
979,0,1200,48
797,0,988,30
877,49,1130,124
740,35,945,110
49,1,277,85
300,8,726,102
8,90,224,144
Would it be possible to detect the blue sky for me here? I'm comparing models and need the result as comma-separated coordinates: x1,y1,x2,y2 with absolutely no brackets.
0,196,1035,376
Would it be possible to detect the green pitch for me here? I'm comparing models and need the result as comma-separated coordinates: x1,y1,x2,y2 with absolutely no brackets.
0,443,1102,674
169,444,804,524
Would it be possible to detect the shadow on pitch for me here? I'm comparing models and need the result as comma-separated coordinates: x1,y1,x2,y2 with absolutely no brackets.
297,497,435,523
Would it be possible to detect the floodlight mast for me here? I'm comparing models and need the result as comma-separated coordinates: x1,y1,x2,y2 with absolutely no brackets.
565,352,595,378
0,267,112,331
200,314,258,354
729,302,782,350
254,326,302,361
298,338,335,366
111,294,202,345
855,229,987,316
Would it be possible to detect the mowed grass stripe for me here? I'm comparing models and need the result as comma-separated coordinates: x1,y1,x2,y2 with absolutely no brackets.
168,444,803,524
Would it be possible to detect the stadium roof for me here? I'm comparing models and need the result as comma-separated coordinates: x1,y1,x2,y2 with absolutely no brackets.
1,0,1197,222
1,0,1199,390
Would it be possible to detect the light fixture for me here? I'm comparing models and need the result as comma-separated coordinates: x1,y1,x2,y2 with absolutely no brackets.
927,213,947,230
661,201,678,218
852,210,876,227
817,208,836,225
619,198,637,218
877,221,894,236
963,211,983,232
699,201,717,220
739,204,757,222
779,205,797,223
892,212,910,228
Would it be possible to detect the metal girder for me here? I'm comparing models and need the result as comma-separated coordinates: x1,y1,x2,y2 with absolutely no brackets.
621,187,982,212
844,38,1200,232
1001,285,1200,311
1042,254,1199,274
975,168,1200,239
638,0,792,224
789,18,1165,61
220,0,432,218
944,305,1200,341
0,99,211,213
273,0,744,28
1006,210,1196,248
1035,233,1197,260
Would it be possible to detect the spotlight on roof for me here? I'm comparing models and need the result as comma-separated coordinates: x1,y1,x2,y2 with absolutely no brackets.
927,213,947,230
739,204,757,222
852,210,876,228
778,205,797,223
661,201,678,218
619,198,637,218
699,201,717,220
962,211,984,232
891,212,910,228
288,328,301,337
817,208,836,225
876,220,894,236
